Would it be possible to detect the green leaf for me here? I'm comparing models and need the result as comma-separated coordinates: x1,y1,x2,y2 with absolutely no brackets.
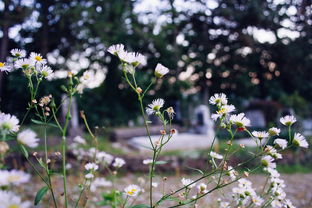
131,205,150,208
31,119,58,128
186,166,204,175
155,161,167,165
34,186,49,205
20,144,29,158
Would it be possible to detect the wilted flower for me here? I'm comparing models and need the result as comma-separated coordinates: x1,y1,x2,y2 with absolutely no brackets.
210,151,223,160
0,62,11,72
10,49,26,58
209,93,228,106
0,190,31,208
280,115,296,126
229,113,250,129
0,113,20,133
292,133,309,148
112,157,125,168
124,184,141,196
268,127,281,136
181,178,196,188
252,131,269,140
274,138,288,149
17,129,39,148
146,99,164,115
154,63,169,78
85,162,99,171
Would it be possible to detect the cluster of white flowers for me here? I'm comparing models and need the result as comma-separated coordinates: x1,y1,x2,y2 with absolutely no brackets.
6,49,54,79
107,44,169,78
210,93,252,131
231,178,264,207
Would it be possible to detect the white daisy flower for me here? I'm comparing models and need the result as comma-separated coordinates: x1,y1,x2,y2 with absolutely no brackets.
10,49,26,58
39,65,53,79
85,173,94,179
252,131,269,140
154,63,169,78
280,115,296,126
220,202,230,208
107,44,125,56
0,112,20,133
268,127,281,136
229,113,251,128
128,52,147,66
152,182,158,188
0,170,31,186
211,104,236,121
271,199,283,208
252,196,264,206
265,167,280,178
14,58,34,69
85,162,99,171
96,151,114,164
209,93,228,105
274,138,288,149
210,151,223,159
265,146,282,160
181,178,196,188
124,184,141,197
284,199,295,208
292,133,309,148
197,183,208,194
17,129,39,148
73,135,86,145
143,159,153,165
0,190,31,208
29,52,47,65
112,157,125,168
146,98,165,115
261,155,276,168
90,177,112,192
0,62,11,72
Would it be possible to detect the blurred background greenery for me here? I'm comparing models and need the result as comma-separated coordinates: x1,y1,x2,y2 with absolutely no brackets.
0,0,311,127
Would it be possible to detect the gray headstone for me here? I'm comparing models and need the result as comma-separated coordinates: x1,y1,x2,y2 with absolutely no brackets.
245,110,266,128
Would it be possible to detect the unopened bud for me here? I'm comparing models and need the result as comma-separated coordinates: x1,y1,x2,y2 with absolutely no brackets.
170,129,177,135
0,142,9,154
160,130,166,135
136,87,143,94
244,171,249,177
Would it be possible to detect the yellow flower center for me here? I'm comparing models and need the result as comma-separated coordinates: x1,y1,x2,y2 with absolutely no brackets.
8,204,19,208
7,175,21,183
127,188,137,195
35,56,42,61
0,62,5,67
218,108,226,114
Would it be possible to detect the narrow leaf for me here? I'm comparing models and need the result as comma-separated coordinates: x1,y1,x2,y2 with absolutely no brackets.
20,144,29,158
34,186,49,205
131,205,150,208
155,161,167,165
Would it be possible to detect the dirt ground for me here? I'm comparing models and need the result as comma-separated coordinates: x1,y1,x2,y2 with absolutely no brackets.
21,172,312,208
